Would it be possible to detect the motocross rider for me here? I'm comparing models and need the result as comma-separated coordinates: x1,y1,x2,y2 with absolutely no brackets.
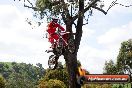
46,17,66,52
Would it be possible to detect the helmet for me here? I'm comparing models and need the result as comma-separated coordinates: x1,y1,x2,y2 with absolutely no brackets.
52,17,59,23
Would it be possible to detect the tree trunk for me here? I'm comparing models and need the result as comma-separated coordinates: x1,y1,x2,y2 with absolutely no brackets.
64,52,80,88
64,0,84,88
63,20,81,88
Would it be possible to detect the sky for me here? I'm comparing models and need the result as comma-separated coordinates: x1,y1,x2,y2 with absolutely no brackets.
0,0,132,74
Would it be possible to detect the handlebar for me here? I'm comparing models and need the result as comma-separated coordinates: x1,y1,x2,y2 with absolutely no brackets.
46,31,75,38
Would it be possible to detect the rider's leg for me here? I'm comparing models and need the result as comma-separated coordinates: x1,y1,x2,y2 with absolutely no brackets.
46,38,54,53
49,37,55,48
52,34,59,47
45,37,54,53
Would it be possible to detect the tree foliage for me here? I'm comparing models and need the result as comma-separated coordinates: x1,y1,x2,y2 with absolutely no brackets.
38,79,66,88
39,62,69,87
0,75,6,88
38,60,90,87
6,72,36,88
103,60,118,74
103,39,132,88
83,84,112,88
43,69,69,87
103,39,132,75
117,39,132,75
112,83,131,88
0,62,45,88
34,0,106,28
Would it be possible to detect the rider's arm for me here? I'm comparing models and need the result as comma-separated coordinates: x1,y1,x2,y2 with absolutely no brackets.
46,22,54,34
55,23,65,31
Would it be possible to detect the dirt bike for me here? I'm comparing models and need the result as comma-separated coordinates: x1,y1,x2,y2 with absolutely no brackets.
46,29,75,70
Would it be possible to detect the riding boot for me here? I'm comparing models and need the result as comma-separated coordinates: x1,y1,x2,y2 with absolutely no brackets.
50,43,55,49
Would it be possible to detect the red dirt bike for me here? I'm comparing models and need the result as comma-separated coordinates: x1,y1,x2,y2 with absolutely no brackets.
46,29,75,70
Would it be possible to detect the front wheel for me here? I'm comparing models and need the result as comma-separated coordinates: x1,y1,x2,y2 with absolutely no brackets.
48,55,59,70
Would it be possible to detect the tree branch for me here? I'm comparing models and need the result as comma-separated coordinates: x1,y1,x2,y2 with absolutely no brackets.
61,0,71,25
92,6,107,15
84,0,100,13
26,0,33,7
24,4,38,11
61,12,67,24
115,3,132,7
73,22,77,28
106,0,117,13
92,0,132,15
72,14,78,23
82,15,90,26
72,0,100,22
83,21,89,25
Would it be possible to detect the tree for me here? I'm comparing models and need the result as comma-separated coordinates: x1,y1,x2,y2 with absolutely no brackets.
14,0,132,87
41,68,69,87
39,60,89,87
6,72,36,88
103,59,118,74
84,84,112,88
44,69,68,84
0,62,11,79
103,39,132,88
0,62,45,88
27,1,110,87
38,79,66,88
117,39,132,76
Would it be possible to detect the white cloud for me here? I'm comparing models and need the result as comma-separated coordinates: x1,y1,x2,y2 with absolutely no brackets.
0,4,50,67
85,21,132,73
78,45,113,74
98,21,132,53
97,21,132,46
77,21,132,74
82,26,95,38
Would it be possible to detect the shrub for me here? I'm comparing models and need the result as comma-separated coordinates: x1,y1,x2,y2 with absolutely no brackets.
0,75,6,88
38,79,66,88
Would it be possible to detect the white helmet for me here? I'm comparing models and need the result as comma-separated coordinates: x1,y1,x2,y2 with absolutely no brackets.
52,16,59,23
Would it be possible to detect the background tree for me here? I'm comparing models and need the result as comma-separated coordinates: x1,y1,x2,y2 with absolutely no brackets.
103,39,132,88
38,79,66,88
0,75,6,88
0,62,45,88
0,62,11,79
39,62,69,87
103,39,132,75
43,69,69,87
103,59,118,74
117,39,132,76
84,84,112,88
6,72,36,88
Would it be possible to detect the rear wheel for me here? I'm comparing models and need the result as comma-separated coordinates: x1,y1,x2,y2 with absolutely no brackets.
48,55,59,70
